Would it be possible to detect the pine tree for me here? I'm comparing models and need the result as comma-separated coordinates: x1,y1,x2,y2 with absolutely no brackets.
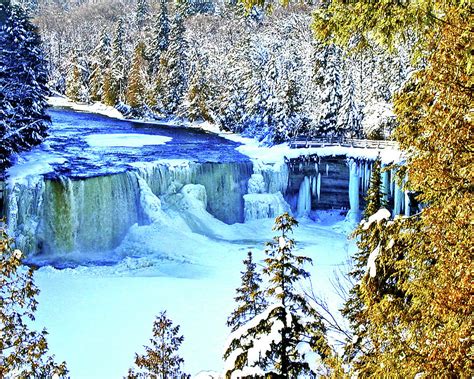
127,311,187,378
185,69,211,122
89,28,112,102
315,44,342,138
338,75,362,139
126,42,146,108
148,0,169,77
111,18,127,104
135,0,149,30
159,11,187,114
224,213,329,377
0,0,50,173
342,155,388,363
65,53,82,102
227,251,267,333
102,68,117,106
0,225,68,376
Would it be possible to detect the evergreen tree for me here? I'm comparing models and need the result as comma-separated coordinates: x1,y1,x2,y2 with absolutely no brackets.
127,311,187,378
315,44,342,138
226,251,267,333
111,18,127,104
159,11,187,114
65,53,82,102
89,28,112,102
135,0,149,30
0,225,68,376
0,0,50,173
224,213,329,377
338,75,362,139
126,42,146,108
342,155,388,363
183,63,211,122
148,0,170,76
102,68,117,106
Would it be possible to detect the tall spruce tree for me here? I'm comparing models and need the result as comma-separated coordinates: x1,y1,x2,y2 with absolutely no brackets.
314,2,473,376
159,10,187,114
135,0,149,30
342,155,388,363
0,0,50,173
111,18,127,104
224,213,329,377
127,311,187,378
0,226,68,376
126,42,146,108
65,52,82,102
338,76,362,139
316,44,342,138
89,28,111,102
148,0,170,77
226,251,267,333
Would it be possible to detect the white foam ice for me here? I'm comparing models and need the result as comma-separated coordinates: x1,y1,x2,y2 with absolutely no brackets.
85,133,172,147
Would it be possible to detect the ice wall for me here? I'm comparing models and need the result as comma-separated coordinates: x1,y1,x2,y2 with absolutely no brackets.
5,160,252,257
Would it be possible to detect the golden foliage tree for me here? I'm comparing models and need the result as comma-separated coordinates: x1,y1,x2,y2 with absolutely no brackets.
0,225,68,377
312,2,473,376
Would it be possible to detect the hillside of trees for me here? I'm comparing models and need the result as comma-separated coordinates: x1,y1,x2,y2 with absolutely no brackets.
29,0,411,143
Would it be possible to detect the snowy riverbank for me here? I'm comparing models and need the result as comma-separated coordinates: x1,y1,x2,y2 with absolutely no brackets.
47,96,402,166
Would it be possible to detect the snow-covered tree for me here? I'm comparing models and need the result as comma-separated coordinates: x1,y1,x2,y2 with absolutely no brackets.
148,0,170,77
0,0,50,173
135,0,149,30
227,251,267,333
65,52,82,102
159,10,187,114
127,311,187,378
126,41,147,108
338,75,362,139
0,225,68,376
315,44,343,137
224,213,329,377
89,28,112,102
111,18,127,103
182,53,212,122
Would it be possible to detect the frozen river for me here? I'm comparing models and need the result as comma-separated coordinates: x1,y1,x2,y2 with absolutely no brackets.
5,107,355,378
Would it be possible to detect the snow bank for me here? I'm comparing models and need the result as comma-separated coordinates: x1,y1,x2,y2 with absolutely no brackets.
85,133,172,148
48,96,124,120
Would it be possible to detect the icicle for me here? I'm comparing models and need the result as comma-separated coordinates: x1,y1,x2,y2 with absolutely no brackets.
311,175,316,197
326,164,329,176
382,165,390,203
317,172,321,202
404,191,411,216
393,180,403,216
297,176,311,217
346,159,360,223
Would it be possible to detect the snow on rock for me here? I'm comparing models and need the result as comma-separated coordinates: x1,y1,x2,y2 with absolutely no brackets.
85,133,172,148
361,208,391,230
243,192,291,222
367,244,381,278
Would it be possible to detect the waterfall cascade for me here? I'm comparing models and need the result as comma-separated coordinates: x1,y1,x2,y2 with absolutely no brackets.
5,160,252,257
5,153,406,261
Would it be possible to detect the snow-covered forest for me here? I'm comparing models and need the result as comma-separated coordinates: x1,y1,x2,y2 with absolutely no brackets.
1,0,472,378
31,0,411,143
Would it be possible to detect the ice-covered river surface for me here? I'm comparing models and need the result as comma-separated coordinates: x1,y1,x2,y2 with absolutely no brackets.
13,108,251,178
11,108,355,378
